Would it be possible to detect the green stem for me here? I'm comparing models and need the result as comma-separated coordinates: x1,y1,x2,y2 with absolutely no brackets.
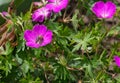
102,19,107,39
108,48,116,63
95,70,103,81
99,49,106,61
103,19,106,29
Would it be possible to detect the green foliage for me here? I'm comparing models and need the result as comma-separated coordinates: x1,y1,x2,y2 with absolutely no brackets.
0,0,119,83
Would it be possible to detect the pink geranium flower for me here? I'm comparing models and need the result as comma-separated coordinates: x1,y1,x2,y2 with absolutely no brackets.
114,56,120,67
91,1,116,18
46,0,68,13
32,6,51,22
24,24,53,48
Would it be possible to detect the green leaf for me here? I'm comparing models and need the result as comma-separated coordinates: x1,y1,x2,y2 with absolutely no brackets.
71,10,79,32
20,60,29,76
59,56,67,66
72,42,82,52
15,54,23,64
14,0,25,8
72,32,94,51
2,42,14,55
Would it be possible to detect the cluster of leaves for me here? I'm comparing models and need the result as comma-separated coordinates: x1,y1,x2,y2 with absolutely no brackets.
0,0,120,83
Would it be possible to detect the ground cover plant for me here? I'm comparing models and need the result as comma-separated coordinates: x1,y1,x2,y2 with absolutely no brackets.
0,0,120,83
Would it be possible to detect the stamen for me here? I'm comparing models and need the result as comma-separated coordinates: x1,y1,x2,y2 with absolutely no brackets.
36,36,43,44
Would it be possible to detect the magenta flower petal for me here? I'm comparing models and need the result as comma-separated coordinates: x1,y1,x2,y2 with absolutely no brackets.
92,1,104,18
32,6,51,22
24,30,36,42
24,24,53,48
33,24,47,36
2,11,8,16
46,0,69,13
41,30,53,46
47,0,54,2
46,3,61,13
32,11,44,22
114,56,120,67
91,1,116,18
104,1,116,18
0,11,10,17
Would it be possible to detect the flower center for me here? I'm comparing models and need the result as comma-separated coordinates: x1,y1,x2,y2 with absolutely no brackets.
54,0,61,5
42,9,48,17
36,36,43,44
